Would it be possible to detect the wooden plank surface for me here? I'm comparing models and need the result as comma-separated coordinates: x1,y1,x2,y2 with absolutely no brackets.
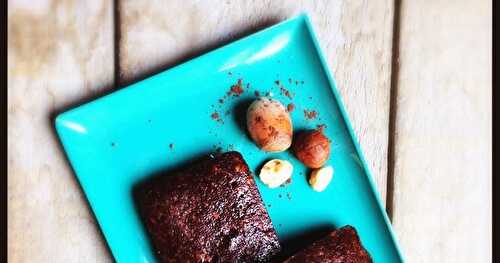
8,0,114,262
119,0,394,204
8,0,396,261
391,0,491,262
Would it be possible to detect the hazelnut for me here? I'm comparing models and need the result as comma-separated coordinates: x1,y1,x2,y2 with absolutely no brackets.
293,129,330,168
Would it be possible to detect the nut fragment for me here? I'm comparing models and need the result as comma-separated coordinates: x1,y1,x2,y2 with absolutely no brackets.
309,166,334,192
259,159,293,188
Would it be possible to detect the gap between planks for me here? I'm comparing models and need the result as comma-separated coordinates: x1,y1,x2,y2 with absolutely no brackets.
386,0,402,222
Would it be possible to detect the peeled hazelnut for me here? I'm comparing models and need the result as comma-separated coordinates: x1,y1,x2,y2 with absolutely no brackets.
293,129,330,168
259,159,293,188
309,166,334,192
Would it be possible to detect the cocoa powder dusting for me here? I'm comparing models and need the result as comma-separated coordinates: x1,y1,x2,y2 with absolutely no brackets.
281,178,292,187
280,86,293,99
229,79,244,96
304,109,318,120
211,112,224,124
287,103,295,112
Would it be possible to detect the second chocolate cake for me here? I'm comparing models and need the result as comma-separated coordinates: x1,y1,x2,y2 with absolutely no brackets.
283,226,372,263
136,151,280,263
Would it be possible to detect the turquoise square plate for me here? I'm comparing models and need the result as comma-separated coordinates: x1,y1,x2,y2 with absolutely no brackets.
55,14,404,263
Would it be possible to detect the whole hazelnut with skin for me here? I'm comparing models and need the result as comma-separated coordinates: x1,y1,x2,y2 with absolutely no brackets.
293,129,330,168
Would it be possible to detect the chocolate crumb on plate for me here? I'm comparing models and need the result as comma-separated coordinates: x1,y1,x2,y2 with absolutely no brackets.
304,109,318,120
280,86,293,99
229,79,244,96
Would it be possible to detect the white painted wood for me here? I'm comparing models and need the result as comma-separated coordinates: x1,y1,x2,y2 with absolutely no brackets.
119,0,394,203
8,0,114,262
392,1,491,262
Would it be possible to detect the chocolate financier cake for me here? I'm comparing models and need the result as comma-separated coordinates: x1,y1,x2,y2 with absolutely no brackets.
283,226,372,263
136,151,280,263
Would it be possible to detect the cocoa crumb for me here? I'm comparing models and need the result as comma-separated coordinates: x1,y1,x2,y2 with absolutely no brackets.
286,192,292,200
275,80,280,85
287,103,295,112
279,223,283,227
278,194,282,198
218,99,224,104
228,72,232,76
304,109,318,120
280,86,293,99
169,143,174,150
229,79,244,96
316,124,327,132
225,110,230,116
301,80,305,84
111,142,116,147
288,78,292,84
254,90,260,97
281,178,292,187
228,144,234,151
215,147,223,153
295,80,299,85
147,119,152,123
211,112,224,124
268,204,272,208
246,83,250,89
308,96,312,100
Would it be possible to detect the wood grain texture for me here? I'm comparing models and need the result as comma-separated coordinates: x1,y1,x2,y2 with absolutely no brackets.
391,0,491,262
119,0,394,203
8,0,114,262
